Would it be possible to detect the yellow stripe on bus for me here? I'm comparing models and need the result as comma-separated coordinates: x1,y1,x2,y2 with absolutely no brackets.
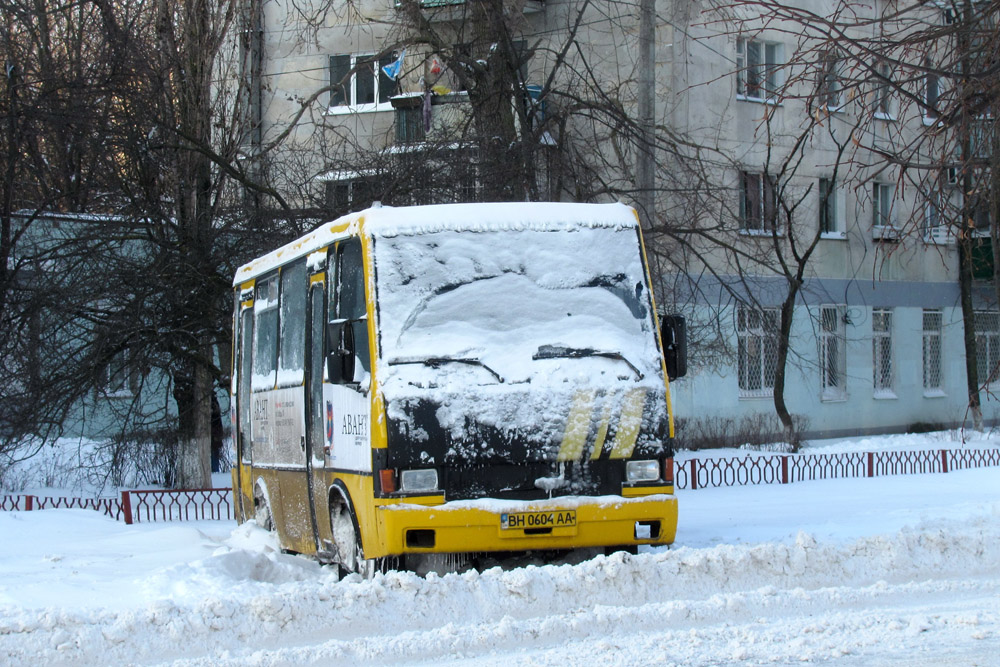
609,388,647,459
557,389,596,461
590,394,615,460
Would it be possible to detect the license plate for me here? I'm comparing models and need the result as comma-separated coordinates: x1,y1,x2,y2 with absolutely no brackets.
500,510,577,530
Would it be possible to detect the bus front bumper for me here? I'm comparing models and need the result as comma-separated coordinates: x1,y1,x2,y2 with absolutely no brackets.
374,491,677,556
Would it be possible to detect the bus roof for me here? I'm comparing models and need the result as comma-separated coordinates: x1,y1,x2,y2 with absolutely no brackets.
233,201,639,286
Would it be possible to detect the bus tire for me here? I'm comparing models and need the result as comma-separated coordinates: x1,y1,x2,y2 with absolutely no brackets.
253,485,274,532
329,500,403,577
330,500,366,577
604,544,638,557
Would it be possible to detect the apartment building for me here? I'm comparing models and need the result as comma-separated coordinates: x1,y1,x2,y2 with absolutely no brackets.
245,0,1000,438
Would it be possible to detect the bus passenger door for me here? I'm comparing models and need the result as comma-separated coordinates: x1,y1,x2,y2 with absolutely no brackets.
234,295,254,521
326,239,373,475
269,259,317,553
306,271,328,551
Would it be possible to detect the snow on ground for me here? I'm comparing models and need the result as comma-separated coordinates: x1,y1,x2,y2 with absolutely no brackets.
675,427,999,459
1,432,999,666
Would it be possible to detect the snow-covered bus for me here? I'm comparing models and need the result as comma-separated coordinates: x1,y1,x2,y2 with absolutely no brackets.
231,202,685,574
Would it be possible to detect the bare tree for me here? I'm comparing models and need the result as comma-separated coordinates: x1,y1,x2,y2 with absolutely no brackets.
1,0,139,457
0,0,311,485
706,0,1000,429
300,1,763,380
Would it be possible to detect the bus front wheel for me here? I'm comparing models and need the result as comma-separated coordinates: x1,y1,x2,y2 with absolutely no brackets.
330,499,401,577
254,486,274,532
330,501,367,577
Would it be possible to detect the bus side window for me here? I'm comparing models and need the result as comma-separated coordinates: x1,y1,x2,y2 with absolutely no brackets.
329,239,371,386
277,258,306,387
327,249,337,333
252,276,279,391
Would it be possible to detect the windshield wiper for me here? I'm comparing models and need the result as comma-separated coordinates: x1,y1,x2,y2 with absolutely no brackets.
532,345,644,381
388,356,504,383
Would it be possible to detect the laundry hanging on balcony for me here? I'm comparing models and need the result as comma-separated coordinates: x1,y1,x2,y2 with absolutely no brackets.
382,49,406,81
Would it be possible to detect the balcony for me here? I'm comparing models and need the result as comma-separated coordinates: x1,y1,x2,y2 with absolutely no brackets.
396,0,545,19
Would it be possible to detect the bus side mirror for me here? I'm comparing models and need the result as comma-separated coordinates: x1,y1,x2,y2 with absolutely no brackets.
661,314,687,381
325,320,355,384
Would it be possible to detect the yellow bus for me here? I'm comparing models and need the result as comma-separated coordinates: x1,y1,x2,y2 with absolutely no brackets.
231,202,685,574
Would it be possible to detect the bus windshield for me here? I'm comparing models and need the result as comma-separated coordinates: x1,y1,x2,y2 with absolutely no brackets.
373,225,663,388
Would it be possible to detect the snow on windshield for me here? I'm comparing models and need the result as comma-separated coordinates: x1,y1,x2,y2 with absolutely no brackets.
373,225,662,390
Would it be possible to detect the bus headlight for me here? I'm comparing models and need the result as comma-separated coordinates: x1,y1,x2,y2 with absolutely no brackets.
625,460,660,483
400,468,439,493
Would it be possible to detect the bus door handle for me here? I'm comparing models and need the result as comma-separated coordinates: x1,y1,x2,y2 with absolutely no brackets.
300,436,306,452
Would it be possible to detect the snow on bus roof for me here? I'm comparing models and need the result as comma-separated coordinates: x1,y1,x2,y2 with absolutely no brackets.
232,202,638,285
363,201,638,237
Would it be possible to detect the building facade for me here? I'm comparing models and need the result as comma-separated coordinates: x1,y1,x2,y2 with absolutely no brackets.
243,0,1000,439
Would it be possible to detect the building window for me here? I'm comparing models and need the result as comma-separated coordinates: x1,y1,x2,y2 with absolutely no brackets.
922,309,943,393
924,190,946,241
975,311,1000,388
329,53,398,110
324,177,378,216
924,58,939,121
820,305,847,400
970,120,994,159
737,38,782,101
737,305,779,398
874,61,894,119
970,192,993,233
395,106,425,144
872,182,896,238
872,308,894,397
102,348,133,397
740,171,778,233
819,177,844,235
818,50,843,109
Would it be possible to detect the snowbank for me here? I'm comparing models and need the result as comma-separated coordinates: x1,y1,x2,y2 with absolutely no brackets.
2,463,999,665
675,428,1000,459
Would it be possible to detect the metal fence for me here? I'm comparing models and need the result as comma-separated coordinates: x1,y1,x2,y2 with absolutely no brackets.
2,447,998,522
1,488,233,523
675,447,999,490
30,494,125,520
122,488,232,523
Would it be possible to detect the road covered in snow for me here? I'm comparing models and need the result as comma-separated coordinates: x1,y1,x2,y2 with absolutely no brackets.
2,432,1000,666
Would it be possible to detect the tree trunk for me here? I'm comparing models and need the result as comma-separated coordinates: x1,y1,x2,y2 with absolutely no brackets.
467,1,527,201
173,348,213,488
158,0,219,487
955,0,983,431
990,99,1000,383
772,286,798,440
958,236,984,430
1,63,18,321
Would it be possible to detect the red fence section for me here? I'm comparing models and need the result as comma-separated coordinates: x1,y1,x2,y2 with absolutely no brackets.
789,451,868,483
0,494,27,511
123,488,232,524
675,447,1000,491
1,488,233,523
31,495,125,520
870,449,943,477
676,454,785,490
950,447,1000,471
